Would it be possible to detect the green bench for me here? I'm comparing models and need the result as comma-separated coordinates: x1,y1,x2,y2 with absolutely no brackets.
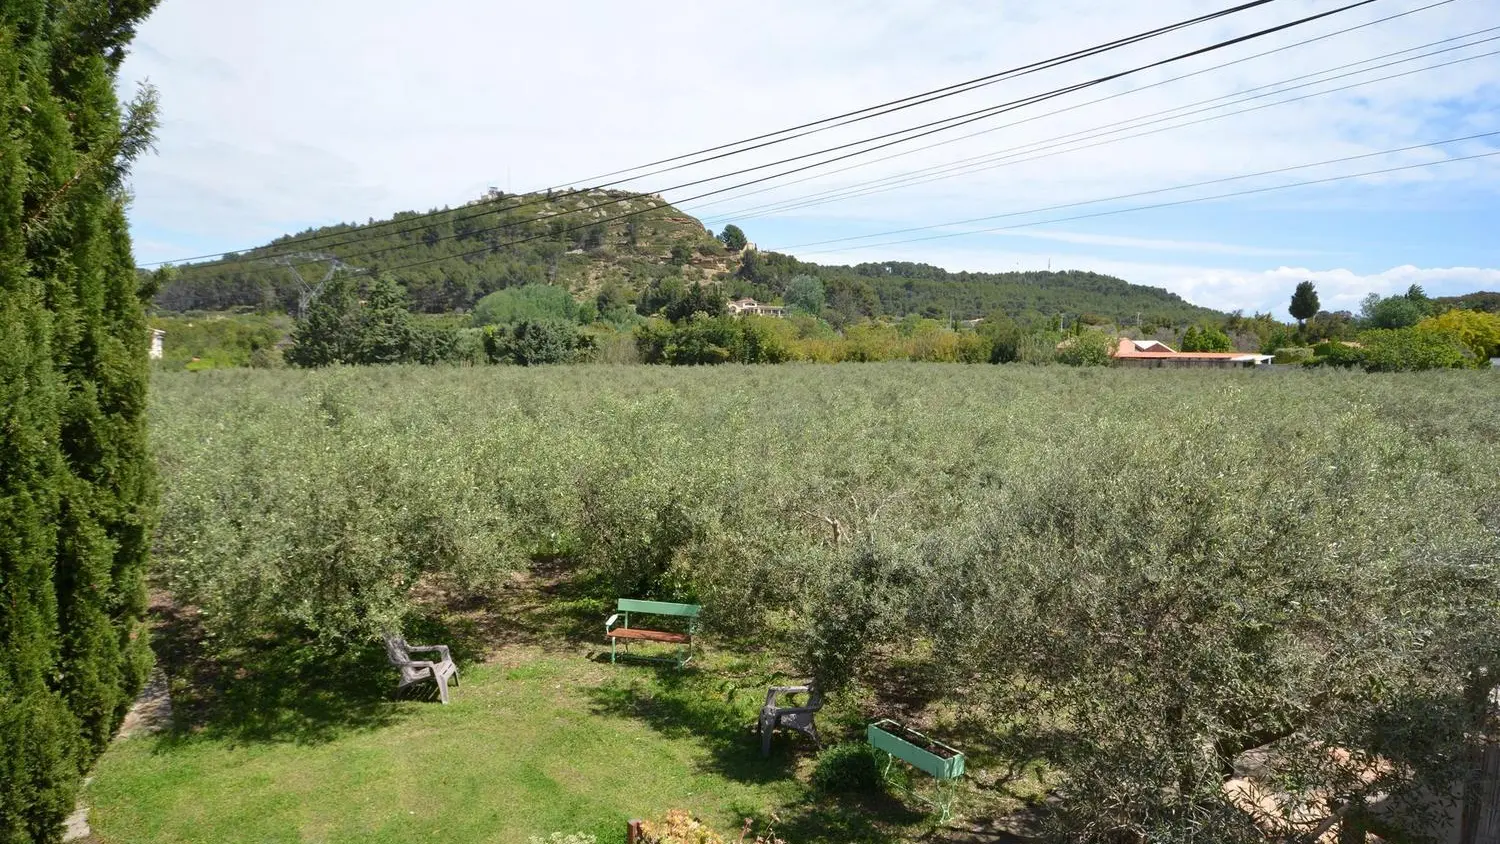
604,599,700,666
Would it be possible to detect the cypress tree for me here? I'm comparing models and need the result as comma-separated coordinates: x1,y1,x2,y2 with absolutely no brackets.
1289,280,1320,328
1,2,159,840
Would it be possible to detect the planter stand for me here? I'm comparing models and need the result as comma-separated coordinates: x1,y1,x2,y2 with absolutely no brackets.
866,718,965,822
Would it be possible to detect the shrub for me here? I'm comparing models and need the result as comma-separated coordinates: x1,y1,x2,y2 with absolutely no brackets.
286,276,461,367
528,834,597,844
483,320,596,365
1420,309,1500,360
472,284,578,327
1358,326,1472,372
1181,325,1232,352
1310,341,1363,368
641,810,785,844
1361,293,1427,329
148,365,1500,843
1056,331,1115,366
1271,347,1314,364
810,743,883,795
153,373,524,651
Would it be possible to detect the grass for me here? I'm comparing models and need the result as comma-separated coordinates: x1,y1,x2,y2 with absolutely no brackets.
87,650,805,843
84,588,973,844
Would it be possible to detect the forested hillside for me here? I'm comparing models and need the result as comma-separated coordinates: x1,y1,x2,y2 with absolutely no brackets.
151,190,1223,327
1433,290,1500,313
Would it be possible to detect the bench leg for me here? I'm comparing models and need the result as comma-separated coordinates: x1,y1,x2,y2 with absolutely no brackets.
610,637,616,665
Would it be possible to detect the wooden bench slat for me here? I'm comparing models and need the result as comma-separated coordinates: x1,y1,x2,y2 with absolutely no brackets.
608,628,690,644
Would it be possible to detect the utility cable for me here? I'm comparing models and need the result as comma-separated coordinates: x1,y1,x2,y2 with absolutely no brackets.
138,0,1340,267
701,31,1500,223
300,0,1383,276
684,0,1469,220
762,132,1500,255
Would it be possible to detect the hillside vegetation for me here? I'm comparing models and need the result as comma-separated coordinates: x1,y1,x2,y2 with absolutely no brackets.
151,189,1222,327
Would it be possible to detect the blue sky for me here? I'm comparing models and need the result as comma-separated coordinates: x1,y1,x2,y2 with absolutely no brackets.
118,0,1500,317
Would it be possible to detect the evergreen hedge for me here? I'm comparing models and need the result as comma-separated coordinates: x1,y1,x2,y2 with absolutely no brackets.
1,2,159,840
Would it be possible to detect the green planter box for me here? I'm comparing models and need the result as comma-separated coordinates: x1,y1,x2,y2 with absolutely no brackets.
867,719,965,781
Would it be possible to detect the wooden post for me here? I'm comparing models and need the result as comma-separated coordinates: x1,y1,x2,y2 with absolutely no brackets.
627,819,643,844
1463,740,1500,844
1462,686,1500,844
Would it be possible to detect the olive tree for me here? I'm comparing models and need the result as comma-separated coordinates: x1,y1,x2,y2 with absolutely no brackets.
889,402,1500,841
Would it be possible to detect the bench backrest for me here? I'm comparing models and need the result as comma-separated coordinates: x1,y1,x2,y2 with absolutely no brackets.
383,633,411,666
616,598,700,618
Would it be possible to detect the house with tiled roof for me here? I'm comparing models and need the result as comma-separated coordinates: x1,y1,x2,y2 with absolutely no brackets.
726,297,787,318
1112,337,1272,368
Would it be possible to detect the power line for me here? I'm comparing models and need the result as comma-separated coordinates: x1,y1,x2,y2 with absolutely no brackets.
685,0,1460,219
551,0,1291,188
700,31,1500,223
765,133,1500,255
138,0,1292,268
305,0,1384,276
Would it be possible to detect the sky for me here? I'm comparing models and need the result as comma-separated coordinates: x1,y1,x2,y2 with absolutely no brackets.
118,0,1500,318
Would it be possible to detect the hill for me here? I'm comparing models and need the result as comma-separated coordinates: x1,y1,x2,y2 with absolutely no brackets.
1433,291,1500,313
151,189,1223,326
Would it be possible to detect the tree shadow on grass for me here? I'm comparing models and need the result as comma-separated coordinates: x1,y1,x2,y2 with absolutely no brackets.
430,558,612,651
148,598,428,748
755,796,927,844
584,662,808,785
749,792,1041,844
588,663,930,841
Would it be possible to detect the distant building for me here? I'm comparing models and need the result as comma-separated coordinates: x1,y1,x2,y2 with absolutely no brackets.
1112,337,1271,369
148,328,164,360
726,297,787,318
1490,357,1500,369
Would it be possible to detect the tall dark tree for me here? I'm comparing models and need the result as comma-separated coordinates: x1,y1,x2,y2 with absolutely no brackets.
1,2,161,840
285,275,452,367
718,223,748,251
285,275,363,367
1289,280,1320,327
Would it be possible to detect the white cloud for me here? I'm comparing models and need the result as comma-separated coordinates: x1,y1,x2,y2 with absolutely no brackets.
980,228,1328,257
1169,264,1500,315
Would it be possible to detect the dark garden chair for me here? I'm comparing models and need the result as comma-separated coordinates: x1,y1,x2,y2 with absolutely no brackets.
758,684,823,755
383,632,459,704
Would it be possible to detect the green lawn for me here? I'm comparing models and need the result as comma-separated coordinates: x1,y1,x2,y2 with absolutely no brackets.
84,638,945,844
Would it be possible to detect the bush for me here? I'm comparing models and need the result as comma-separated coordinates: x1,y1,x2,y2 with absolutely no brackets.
149,365,1500,843
640,810,786,844
528,834,596,844
1180,325,1232,352
1272,347,1314,364
810,743,882,795
1056,331,1115,366
1310,341,1363,368
1420,309,1500,360
634,316,791,365
472,284,578,327
1361,293,1427,329
483,320,596,365
1358,326,1472,372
